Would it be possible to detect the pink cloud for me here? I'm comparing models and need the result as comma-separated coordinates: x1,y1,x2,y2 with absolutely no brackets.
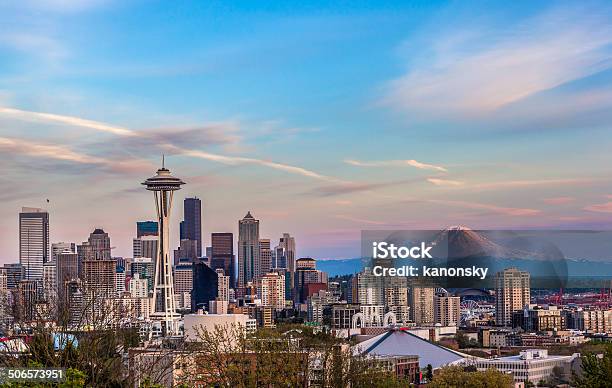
584,202,612,213
542,196,575,205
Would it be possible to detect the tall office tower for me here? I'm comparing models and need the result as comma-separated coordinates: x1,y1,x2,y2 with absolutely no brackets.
183,197,202,257
51,242,75,262
210,233,235,288
272,245,287,269
81,259,117,298
257,272,286,310
174,263,193,311
495,267,531,326
279,233,296,277
133,235,158,260
409,285,435,325
56,251,79,289
19,207,49,281
136,221,158,238
259,239,272,278
434,294,461,327
87,228,111,260
76,241,94,264
173,239,198,265
216,269,230,301
142,161,185,336
191,259,218,312
238,212,260,289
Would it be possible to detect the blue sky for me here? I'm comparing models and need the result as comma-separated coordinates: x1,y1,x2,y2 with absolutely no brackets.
1,0,612,260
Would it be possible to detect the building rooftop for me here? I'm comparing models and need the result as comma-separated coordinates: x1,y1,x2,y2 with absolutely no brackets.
353,328,470,369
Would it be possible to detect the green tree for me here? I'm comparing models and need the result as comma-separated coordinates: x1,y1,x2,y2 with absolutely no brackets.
573,344,612,388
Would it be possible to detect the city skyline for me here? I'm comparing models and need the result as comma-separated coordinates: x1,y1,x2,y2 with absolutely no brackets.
2,1,612,261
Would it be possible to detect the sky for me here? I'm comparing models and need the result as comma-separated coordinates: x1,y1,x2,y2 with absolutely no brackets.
1,0,612,261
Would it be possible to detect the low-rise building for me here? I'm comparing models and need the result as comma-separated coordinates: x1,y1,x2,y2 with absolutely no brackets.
474,349,579,384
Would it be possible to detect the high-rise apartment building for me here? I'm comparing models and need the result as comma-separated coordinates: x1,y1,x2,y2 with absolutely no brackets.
19,207,49,281
409,285,435,325
216,268,230,302
238,212,260,289
494,267,530,326
183,198,202,257
257,272,285,310
434,294,461,327
210,232,235,289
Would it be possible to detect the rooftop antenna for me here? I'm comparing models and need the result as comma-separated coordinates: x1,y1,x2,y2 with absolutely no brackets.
162,154,165,169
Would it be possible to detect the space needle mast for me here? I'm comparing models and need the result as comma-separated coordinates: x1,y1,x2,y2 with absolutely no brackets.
142,156,185,336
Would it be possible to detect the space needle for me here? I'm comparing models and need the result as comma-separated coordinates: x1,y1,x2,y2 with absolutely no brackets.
142,157,185,336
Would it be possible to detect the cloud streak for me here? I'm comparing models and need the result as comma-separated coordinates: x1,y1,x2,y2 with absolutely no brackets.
584,201,612,213
0,106,339,182
428,199,540,216
0,136,152,174
345,158,447,172
384,5,612,116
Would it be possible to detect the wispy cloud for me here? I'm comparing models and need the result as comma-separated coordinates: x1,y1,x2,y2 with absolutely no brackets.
584,201,612,213
0,107,135,136
384,5,612,116
427,178,464,186
0,106,339,182
345,158,447,172
0,136,151,174
428,199,540,216
334,214,386,225
542,196,575,205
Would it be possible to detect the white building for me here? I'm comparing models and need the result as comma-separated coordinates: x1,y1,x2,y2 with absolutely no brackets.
475,349,578,384
129,274,149,298
184,313,256,341
216,269,230,301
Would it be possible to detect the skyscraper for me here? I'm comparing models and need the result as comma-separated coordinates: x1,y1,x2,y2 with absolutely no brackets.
279,233,296,291
259,239,272,278
210,232,235,288
51,242,75,262
142,160,185,336
409,285,435,325
183,198,202,257
495,267,531,326
191,259,218,312
88,228,111,260
136,221,158,238
19,207,49,281
238,212,260,289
